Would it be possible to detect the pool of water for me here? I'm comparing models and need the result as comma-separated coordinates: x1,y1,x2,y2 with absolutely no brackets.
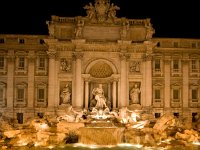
17,143,199,150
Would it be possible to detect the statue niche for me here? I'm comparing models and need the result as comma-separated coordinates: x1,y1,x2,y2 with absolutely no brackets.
129,82,141,105
60,82,72,105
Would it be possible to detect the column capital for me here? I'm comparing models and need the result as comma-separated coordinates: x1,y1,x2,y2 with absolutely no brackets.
28,51,35,63
111,74,120,82
47,50,57,59
6,55,15,62
82,74,91,82
144,40,157,55
182,59,190,64
7,50,15,62
119,53,130,61
72,52,84,60
143,54,152,61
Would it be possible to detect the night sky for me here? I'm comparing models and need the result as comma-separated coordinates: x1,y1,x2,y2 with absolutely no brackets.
0,0,200,39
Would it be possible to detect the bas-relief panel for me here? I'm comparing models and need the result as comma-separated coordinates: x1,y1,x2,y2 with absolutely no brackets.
60,58,72,73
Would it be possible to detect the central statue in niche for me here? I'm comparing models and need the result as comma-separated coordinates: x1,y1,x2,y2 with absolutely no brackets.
91,84,109,114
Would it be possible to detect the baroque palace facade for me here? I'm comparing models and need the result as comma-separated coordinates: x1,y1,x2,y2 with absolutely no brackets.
0,0,200,123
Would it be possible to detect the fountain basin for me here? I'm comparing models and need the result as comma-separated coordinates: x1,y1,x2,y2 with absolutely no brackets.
79,127,125,145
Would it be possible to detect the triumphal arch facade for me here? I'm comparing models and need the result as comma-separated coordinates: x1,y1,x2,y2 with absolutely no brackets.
44,0,156,112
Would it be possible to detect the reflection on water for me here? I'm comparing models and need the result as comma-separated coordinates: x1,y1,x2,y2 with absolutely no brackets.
48,143,200,150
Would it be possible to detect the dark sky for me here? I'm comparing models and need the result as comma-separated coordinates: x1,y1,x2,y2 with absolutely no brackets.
0,0,200,39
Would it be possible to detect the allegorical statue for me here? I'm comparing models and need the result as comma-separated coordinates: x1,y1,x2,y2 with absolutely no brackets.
74,18,84,38
91,84,109,113
108,3,120,19
83,2,95,19
130,84,141,104
60,84,71,105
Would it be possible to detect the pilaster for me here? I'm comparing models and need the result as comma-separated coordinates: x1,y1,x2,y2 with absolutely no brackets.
6,51,15,108
182,57,189,108
164,56,171,108
27,51,35,108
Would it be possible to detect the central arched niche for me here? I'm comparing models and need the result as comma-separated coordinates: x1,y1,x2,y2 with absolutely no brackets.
85,59,117,76
89,61,113,78
85,59,118,110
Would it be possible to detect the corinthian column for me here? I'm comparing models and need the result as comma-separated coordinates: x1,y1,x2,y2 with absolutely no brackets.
47,49,56,108
73,52,84,109
119,53,130,107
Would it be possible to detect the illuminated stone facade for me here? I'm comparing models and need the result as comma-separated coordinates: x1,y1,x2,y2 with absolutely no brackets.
0,0,200,123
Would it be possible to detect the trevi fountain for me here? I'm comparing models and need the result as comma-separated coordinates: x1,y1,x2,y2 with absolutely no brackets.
1,0,200,150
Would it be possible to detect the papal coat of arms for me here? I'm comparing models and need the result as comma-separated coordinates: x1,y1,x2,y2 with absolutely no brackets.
95,0,110,22
83,0,120,23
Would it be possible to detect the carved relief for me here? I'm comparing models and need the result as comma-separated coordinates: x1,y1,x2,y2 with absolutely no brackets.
129,61,140,73
60,58,72,72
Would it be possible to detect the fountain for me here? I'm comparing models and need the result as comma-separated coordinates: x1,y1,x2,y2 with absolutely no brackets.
0,106,200,150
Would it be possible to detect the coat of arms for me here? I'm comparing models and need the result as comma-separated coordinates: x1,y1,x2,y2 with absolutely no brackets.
83,0,120,23
95,0,110,22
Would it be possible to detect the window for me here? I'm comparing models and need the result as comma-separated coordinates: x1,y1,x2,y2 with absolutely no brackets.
39,58,45,70
19,39,25,44
0,83,6,105
17,113,23,124
36,84,47,107
0,57,4,69
18,57,25,69
174,42,178,48
192,89,197,99
191,60,198,72
17,88,24,102
155,113,161,118
40,39,44,44
192,43,196,48
0,39,4,44
173,89,179,101
155,59,161,71
173,60,179,71
38,88,45,102
0,88,3,101
174,113,179,118
192,89,198,102
192,113,198,122
155,89,161,100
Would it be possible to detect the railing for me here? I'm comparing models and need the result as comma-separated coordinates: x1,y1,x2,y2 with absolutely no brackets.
52,15,75,23
129,19,147,26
